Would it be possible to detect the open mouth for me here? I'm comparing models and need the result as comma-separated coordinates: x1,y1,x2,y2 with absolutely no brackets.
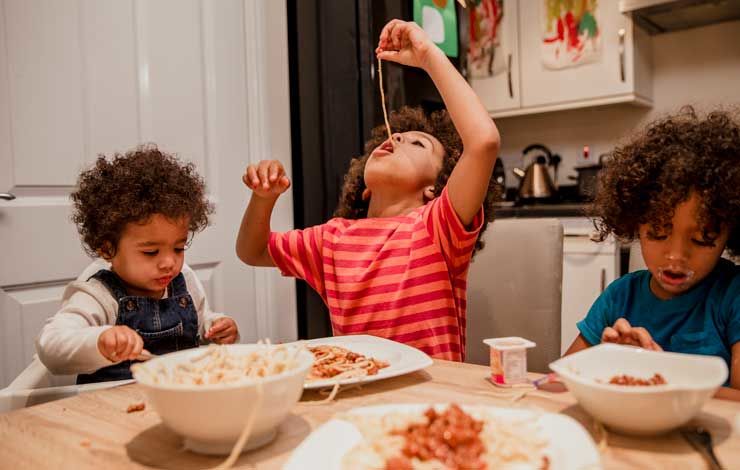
373,139,394,156
657,267,694,287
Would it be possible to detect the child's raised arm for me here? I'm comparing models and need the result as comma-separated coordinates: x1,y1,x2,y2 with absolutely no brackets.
377,20,500,225
235,160,291,267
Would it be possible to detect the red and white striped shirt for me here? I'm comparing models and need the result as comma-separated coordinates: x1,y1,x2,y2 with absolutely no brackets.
268,187,483,361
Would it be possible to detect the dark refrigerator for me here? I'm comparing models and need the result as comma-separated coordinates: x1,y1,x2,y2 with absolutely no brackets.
287,0,467,339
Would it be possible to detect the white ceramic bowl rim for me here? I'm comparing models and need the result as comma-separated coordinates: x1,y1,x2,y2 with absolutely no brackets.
549,344,728,394
133,345,315,392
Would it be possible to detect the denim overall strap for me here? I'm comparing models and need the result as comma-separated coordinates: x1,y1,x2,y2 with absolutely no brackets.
87,270,128,308
77,271,199,384
168,270,189,297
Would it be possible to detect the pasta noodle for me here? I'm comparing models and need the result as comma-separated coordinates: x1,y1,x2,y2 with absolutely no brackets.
307,345,389,381
132,343,303,386
212,379,263,470
341,405,549,469
378,57,392,141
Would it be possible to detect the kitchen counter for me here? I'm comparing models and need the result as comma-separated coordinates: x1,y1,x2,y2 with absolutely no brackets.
494,202,589,218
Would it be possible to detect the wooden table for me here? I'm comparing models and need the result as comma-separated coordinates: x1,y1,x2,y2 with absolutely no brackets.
1,360,739,469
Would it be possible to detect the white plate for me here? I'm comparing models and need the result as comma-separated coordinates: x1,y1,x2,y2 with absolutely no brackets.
284,404,602,470
303,335,433,390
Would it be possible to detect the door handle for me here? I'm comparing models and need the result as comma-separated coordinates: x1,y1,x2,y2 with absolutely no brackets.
507,53,513,98
0,193,16,201
618,28,626,83
600,268,606,293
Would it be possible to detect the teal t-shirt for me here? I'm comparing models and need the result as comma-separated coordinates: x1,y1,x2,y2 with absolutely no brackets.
577,259,740,379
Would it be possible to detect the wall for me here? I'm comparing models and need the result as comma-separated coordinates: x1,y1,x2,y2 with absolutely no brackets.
496,20,740,188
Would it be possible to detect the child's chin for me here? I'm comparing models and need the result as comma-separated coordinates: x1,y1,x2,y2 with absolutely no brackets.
658,279,692,295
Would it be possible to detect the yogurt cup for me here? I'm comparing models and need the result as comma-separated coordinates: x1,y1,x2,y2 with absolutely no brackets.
483,337,536,386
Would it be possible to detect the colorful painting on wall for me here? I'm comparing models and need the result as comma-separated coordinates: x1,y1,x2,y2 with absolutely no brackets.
541,0,601,70
414,0,459,58
467,0,505,78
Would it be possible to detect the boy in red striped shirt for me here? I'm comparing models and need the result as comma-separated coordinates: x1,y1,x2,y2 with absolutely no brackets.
236,20,501,361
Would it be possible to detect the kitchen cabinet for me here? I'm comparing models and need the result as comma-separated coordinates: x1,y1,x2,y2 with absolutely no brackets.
560,229,619,354
468,0,521,114
471,1,652,118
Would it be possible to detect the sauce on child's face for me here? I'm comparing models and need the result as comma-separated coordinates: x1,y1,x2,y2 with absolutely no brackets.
107,214,190,299
638,192,728,300
364,131,445,195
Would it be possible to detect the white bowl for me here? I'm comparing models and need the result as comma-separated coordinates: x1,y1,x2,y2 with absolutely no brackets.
132,344,314,454
549,343,728,436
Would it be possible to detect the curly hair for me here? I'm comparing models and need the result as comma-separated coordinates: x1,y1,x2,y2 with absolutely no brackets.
71,144,213,258
334,106,501,256
590,106,740,257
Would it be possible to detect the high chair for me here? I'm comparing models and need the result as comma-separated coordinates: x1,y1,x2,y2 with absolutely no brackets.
0,355,131,413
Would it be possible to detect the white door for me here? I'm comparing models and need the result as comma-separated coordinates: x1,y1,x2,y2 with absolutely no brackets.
470,0,521,114
0,0,296,388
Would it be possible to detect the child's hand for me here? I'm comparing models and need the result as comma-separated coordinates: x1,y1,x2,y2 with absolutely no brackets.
97,326,146,362
205,317,238,344
243,160,291,199
376,20,439,70
601,318,663,351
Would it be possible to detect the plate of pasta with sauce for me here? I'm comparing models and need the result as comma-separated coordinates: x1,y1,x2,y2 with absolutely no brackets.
284,403,601,470
303,335,433,390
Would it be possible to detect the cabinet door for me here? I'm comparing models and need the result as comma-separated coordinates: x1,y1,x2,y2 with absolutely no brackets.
470,0,520,113
561,248,618,354
518,1,635,109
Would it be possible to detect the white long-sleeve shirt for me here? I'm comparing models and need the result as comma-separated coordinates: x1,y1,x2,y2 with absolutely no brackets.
36,259,236,375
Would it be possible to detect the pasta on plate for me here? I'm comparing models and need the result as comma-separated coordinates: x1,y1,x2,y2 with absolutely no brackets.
340,404,549,470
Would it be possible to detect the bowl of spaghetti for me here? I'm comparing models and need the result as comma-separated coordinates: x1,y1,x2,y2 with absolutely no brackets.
131,343,314,455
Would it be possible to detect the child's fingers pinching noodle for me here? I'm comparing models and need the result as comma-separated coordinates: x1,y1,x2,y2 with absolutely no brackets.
206,318,238,344
602,318,662,351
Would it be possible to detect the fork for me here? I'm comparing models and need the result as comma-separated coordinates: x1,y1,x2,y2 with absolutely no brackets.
680,427,724,470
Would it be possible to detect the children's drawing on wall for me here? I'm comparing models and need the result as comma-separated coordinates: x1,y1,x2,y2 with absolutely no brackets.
467,0,504,78
414,0,459,57
541,0,601,70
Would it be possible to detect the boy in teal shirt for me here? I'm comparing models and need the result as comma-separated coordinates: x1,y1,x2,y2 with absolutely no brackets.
566,107,740,401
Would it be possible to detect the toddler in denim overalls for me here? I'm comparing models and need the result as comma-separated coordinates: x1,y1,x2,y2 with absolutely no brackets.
36,145,239,383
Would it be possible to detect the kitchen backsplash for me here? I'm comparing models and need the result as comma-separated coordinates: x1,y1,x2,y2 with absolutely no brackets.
494,20,740,188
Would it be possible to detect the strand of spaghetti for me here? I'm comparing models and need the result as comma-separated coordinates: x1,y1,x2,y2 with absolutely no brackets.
212,378,264,470
378,57,392,141
302,381,341,406
593,419,608,452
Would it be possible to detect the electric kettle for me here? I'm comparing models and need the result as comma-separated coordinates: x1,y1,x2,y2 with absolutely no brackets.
512,144,558,201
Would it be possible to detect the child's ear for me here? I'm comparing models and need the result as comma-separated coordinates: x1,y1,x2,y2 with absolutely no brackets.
423,186,436,202
362,188,371,201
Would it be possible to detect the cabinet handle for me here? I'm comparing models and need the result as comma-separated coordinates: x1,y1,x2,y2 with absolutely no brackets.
618,28,626,83
0,193,16,201
507,53,513,98
600,268,606,293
